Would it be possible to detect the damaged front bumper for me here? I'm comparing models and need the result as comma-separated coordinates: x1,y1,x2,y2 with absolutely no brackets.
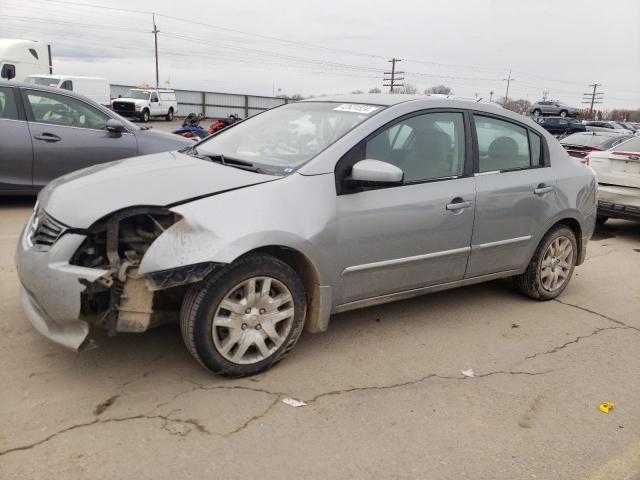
15,218,108,350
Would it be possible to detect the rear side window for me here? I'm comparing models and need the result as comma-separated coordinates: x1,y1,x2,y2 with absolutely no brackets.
0,87,19,120
474,115,531,172
529,132,542,166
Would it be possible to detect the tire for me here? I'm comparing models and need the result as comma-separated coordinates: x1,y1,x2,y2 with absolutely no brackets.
596,215,608,226
141,109,150,123
532,109,541,117
559,110,568,118
180,255,307,377
165,108,174,121
513,225,577,300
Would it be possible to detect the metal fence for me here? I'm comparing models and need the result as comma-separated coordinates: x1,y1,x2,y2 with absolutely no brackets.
110,85,288,119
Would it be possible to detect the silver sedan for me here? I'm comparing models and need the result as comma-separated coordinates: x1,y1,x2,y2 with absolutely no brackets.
15,94,597,377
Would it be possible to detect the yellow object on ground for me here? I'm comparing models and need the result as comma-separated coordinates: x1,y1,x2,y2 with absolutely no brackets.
599,402,615,413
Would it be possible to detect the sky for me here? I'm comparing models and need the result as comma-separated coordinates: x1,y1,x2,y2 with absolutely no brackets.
1,0,639,109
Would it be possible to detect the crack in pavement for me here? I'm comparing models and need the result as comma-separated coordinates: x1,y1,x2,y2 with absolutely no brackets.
554,299,640,332
522,325,636,361
4,298,635,458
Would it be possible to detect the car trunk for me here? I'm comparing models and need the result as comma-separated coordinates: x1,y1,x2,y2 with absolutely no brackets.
590,150,640,188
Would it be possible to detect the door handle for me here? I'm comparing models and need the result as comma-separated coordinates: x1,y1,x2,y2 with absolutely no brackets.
534,184,553,195
446,200,473,211
34,133,61,142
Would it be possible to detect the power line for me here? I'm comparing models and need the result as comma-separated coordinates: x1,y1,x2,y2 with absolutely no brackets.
383,58,404,93
582,83,604,117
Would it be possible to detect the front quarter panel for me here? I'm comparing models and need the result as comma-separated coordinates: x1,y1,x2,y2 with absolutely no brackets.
138,173,338,285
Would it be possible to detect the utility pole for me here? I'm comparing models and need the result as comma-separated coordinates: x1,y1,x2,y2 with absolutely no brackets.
152,14,160,89
582,83,603,118
502,69,514,107
383,58,404,93
489,90,494,102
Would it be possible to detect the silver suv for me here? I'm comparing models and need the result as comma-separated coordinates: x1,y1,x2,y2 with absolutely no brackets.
530,100,580,118
16,94,597,377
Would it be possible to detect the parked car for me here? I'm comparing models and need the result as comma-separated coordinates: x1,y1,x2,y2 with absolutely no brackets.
534,116,586,136
16,94,597,377
112,88,178,122
0,81,191,194
585,136,640,224
560,131,633,161
585,121,634,135
616,122,637,134
530,100,579,118
25,74,111,106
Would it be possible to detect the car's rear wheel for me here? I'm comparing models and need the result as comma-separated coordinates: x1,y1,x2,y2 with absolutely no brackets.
513,225,577,300
141,109,150,122
180,255,306,377
165,108,174,121
532,109,541,116
559,110,568,117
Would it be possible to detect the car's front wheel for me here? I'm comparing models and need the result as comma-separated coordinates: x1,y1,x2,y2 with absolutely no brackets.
180,255,307,377
532,109,541,116
513,225,577,300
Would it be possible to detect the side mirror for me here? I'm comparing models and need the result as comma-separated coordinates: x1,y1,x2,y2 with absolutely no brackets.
106,119,125,134
349,159,404,186
1,64,16,80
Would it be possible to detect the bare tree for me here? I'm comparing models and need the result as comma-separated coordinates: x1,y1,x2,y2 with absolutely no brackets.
499,97,531,114
368,87,382,94
350,90,364,94
425,85,453,95
394,83,418,94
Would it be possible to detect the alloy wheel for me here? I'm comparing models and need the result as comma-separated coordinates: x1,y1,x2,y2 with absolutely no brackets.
540,236,573,292
211,276,295,364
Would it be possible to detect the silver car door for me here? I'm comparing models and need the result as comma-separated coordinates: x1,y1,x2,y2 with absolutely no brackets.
466,113,558,277
0,86,33,192
334,110,475,307
22,89,138,188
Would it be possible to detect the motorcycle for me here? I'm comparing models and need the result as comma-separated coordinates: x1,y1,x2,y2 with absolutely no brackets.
171,113,208,139
172,113,242,140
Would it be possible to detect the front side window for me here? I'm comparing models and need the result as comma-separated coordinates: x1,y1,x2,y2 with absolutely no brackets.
475,115,531,172
25,90,109,130
364,111,466,182
0,87,19,120
150,93,159,102
195,102,383,175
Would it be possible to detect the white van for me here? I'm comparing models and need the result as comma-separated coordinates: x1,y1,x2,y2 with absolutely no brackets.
0,39,52,81
24,74,111,106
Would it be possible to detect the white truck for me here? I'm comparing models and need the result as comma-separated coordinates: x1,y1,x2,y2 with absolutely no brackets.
111,88,178,122
0,39,52,81
24,74,111,106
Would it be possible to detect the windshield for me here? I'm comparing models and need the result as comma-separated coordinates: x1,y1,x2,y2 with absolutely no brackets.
25,77,60,87
612,136,640,152
195,101,383,174
124,90,151,100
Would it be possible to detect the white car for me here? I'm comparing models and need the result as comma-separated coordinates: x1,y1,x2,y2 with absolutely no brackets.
587,136,640,224
111,88,178,122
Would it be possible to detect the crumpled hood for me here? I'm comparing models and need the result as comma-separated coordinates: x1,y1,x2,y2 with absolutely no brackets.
38,151,276,228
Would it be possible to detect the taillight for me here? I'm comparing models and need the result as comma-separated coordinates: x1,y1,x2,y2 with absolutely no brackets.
581,155,590,166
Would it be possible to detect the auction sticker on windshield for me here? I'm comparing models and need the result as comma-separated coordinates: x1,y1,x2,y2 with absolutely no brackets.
333,104,379,114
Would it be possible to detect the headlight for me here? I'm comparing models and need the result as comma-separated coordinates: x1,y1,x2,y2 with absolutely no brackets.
135,106,141,111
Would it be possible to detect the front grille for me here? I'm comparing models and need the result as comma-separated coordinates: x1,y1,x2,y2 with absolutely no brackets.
29,210,67,251
113,101,135,112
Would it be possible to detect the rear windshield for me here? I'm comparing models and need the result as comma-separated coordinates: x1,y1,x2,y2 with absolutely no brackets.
612,136,640,153
561,133,611,147
25,77,59,87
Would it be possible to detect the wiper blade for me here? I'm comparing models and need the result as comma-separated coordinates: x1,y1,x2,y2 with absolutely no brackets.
198,153,264,173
